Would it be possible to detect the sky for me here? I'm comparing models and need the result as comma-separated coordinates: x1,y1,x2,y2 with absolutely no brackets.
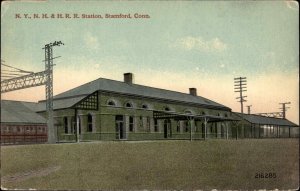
1,1,299,124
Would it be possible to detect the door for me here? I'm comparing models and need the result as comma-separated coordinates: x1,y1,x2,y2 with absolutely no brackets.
115,115,125,140
164,119,172,138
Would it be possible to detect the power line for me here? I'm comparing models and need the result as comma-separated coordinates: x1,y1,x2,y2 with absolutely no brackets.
1,63,33,74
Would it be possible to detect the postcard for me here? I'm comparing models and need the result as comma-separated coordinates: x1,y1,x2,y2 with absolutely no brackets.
1,1,299,190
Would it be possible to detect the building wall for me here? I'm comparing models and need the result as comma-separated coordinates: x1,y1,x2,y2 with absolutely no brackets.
52,91,236,142
0,123,47,144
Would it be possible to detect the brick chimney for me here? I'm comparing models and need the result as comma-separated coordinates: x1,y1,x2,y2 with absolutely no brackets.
124,73,134,84
189,88,197,96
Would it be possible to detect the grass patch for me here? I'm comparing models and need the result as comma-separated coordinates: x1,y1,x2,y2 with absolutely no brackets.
1,139,299,190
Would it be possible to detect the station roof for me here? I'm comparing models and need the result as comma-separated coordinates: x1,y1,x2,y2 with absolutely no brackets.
1,100,46,124
233,113,298,127
39,78,231,111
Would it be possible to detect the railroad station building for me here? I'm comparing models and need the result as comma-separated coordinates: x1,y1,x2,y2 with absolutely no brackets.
36,73,236,142
35,73,297,142
1,73,298,144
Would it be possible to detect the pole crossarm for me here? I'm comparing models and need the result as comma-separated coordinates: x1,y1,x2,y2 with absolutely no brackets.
1,71,47,93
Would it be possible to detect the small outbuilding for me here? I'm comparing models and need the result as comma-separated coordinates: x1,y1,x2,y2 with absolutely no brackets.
232,113,299,139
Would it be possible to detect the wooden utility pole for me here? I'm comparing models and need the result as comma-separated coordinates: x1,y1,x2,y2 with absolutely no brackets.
234,77,247,114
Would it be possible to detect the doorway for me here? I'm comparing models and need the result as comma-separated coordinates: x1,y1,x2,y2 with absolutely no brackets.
164,119,172,138
115,115,125,140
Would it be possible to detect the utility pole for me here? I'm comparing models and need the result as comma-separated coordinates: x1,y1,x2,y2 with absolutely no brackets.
246,105,252,114
43,41,64,143
234,77,247,114
279,102,291,119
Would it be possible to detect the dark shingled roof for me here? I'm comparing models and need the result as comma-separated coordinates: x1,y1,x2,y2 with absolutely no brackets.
1,100,46,124
233,113,298,127
47,78,231,111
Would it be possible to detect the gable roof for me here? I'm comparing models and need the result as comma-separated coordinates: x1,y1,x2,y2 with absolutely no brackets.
1,100,46,124
233,112,298,127
45,78,231,111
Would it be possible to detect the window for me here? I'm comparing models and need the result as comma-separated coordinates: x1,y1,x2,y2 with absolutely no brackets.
125,102,133,108
195,123,198,132
87,114,93,132
217,113,220,116
108,100,116,106
225,114,228,117
202,111,206,115
129,116,134,132
154,119,158,132
142,104,148,109
64,117,68,134
139,116,143,130
176,121,180,132
185,121,189,132
185,110,192,114
146,117,150,132
164,106,170,111
71,116,75,133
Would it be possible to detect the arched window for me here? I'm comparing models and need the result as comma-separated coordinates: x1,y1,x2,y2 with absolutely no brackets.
125,102,133,108
142,104,148,109
87,114,93,132
108,100,116,106
63,117,68,134
164,106,170,111
202,111,206,115
185,110,192,115
217,113,220,116
225,114,228,117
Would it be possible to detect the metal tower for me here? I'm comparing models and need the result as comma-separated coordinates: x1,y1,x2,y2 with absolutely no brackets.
43,41,64,143
1,41,64,143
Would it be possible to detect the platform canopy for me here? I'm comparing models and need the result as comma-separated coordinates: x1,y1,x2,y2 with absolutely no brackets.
152,110,238,123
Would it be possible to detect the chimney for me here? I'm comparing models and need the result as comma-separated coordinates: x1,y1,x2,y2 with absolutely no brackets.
124,73,134,84
189,88,197,96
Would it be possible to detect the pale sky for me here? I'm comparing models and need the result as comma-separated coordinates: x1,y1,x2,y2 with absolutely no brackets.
1,1,299,124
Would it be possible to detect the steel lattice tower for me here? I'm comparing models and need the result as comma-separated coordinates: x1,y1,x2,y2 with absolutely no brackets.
43,41,64,143
1,41,64,143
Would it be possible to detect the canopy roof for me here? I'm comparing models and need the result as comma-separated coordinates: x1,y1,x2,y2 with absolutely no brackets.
153,110,238,123
233,113,298,127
